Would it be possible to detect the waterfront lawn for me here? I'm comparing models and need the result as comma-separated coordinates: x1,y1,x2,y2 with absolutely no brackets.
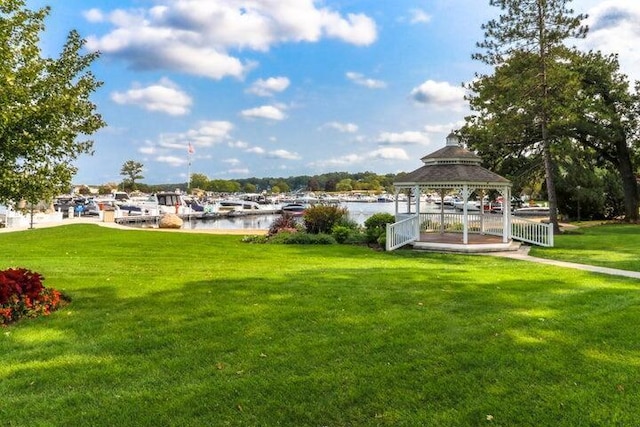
1,224,639,426
530,223,640,272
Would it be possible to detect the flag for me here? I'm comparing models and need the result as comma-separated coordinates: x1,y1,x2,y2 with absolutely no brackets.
187,142,195,154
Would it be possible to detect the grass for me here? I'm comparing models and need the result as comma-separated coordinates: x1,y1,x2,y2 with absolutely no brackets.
530,223,640,272
1,224,639,426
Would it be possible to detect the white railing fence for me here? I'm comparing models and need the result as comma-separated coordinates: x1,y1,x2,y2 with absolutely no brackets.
386,215,419,251
386,212,554,250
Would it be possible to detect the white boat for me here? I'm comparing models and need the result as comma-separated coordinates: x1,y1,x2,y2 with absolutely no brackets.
281,203,307,216
514,206,550,216
453,200,481,211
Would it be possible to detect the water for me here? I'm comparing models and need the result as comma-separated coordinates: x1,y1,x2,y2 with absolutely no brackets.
175,202,445,231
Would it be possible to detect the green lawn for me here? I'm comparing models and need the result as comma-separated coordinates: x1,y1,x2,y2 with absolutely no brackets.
531,223,640,272
1,224,639,426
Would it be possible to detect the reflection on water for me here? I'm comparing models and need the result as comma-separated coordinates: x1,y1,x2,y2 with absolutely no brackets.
179,202,445,231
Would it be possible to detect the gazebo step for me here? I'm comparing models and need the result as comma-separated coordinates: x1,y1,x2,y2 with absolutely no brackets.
411,239,521,254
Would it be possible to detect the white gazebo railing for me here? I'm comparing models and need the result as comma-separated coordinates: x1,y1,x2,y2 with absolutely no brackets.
386,215,420,251
386,212,554,250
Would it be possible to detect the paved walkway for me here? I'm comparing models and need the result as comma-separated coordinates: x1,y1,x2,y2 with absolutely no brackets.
485,245,640,279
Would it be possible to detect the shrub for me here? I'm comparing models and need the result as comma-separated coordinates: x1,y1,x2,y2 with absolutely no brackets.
0,268,67,326
303,205,349,234
268,213,302,236
331,225,351,243
241,234,268,244
364,212,395,243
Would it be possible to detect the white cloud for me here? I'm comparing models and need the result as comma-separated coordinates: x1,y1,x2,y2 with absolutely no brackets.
581,2,640,82
229,140,249,149
377,131,430,145
110,78,192,116
246,147,266,155
369,147,409,160
311,147,408,168
246,76,291,96
138,146,156,155
424,122,465,133
322,121,359,133
223,158,241,166
409,9,432,24
241,105,287,121
185,121,234,147
84,1,377,80
346,72,387,89
410,80,466,110
155,155,187,167
83,8,104,23
267,149,301,160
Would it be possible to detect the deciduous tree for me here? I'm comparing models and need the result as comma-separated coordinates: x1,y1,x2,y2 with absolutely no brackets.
0,0,105,207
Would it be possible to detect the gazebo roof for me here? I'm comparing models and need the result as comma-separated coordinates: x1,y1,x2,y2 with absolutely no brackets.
395,132,511,187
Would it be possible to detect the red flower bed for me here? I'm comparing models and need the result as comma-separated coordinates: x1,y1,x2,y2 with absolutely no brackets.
0,268,67,326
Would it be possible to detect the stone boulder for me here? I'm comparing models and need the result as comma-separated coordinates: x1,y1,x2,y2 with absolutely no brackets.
158,213,183,229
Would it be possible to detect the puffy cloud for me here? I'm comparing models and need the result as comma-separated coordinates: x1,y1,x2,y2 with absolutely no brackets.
322,121,359,133
581,2,640,81
84,1,377,80
410,80,466,110
346,71,387,89
377,131,430,145
159,121,234,151
241,105,287,121
369,147,409,160
246,76,290,96
110,78,192,115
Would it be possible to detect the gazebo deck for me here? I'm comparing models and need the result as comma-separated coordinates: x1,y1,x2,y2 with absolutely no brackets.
413,232,520,253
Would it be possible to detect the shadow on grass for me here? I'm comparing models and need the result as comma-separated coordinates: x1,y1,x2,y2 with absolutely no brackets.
2,256,640,426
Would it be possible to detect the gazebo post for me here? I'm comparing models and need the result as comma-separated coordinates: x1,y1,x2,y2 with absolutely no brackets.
462,184,469,244
439,188,445,235
414,185,421,239
503,186,511,243
479,189,485,235
393,188,400,220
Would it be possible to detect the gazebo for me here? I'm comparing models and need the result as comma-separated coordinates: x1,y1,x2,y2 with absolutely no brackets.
386,132,552,252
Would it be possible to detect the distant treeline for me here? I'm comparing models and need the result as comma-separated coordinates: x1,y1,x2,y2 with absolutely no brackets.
91,171,408,195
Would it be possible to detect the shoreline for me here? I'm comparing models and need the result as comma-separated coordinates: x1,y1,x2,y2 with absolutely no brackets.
0,216,268,235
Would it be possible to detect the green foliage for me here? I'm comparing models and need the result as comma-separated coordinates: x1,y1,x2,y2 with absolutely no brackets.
241,234,268,244
330,225,351,243
303,204,349,234
364,212,395,243
120,160,144,190
268,230,336,245
0,1,105,205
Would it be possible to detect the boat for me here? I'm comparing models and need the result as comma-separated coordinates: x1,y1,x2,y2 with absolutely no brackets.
281,203,307,216
453,200,481,211
513,206,550,216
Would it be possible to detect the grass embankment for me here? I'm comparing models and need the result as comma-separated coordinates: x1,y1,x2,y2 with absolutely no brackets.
1,224,639,426
531,223,640,272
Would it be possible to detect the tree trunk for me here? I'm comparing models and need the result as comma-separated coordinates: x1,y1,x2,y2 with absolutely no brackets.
541,134,560,233
615,136,639,221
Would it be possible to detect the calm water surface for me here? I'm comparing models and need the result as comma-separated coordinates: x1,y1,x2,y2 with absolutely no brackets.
177,201,444,231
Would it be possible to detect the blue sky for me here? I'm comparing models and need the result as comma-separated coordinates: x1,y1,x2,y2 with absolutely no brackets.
26,0,640,185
